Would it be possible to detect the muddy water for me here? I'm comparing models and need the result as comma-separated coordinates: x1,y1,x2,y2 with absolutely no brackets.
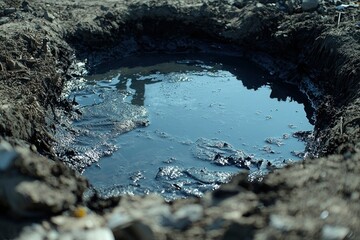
66,53,314,200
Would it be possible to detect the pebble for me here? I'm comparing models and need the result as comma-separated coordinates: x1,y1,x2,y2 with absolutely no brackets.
58,228,115,240
111,221,155,240
170,204,204,229
223,222,255,240
6,59,17,70
270,214,296,231
320,210,329,220
107,214,133,229
0,141,13,151
4,8,16,15
22,1,33,12
44,11,55,22
0,17,10,25
16,225,47,240
100,5,110,11
322,225,350,240
51,214,104,231
6,59,25,71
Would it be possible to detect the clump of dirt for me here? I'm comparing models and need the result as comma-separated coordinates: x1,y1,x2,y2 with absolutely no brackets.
0,0,359,239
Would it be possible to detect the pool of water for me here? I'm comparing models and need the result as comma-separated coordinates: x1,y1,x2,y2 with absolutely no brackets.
61,53,314,200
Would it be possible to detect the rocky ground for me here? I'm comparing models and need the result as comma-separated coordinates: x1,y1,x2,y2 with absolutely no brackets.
0,0,359,239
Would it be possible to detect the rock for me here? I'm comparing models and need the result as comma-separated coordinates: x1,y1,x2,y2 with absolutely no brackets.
51,214,104,231
22,1,33,12
6,59,16,70
105,11,115,20
58,228,115,240
107,214,133,230
223,222,254,240
0,145,88,217
111,221,155,240
44,11,55,22
0,17,10,25
87,193,121,213
4,8,16,15
170,204,204,230
270,214,297,231
301,0,319,11
100,5,110,11
5,59,25,71
322,225,350,240
16,224,47,240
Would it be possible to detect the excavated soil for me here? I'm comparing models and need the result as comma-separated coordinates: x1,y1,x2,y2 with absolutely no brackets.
0,0,359,239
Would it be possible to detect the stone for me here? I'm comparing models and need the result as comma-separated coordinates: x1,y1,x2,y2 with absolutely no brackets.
270,214,297,231
111,221,155,240
107,214,133,230
6,59,16,70
4,59,26,71
16,224,47,240
223,222,254,240
0,147,87,217
301,0,319,11
105,11,115,20
4,8,16,15
51,214,104,231
322,225,350,240
0,17,10,25
44,11,55,22
22,1,33,12
170,204,204,230
100,5,110,11
4,180,76,216
14,61,26,70
58,228,115,240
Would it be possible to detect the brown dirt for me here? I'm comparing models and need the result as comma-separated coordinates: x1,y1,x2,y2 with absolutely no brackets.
0,0,359,239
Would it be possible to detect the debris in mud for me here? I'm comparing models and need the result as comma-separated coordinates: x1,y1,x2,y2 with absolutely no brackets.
265,137,284,146
155,166,184,181
192,138,245,162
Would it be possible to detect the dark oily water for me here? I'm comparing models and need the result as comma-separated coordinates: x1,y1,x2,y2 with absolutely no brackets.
62,53,314,200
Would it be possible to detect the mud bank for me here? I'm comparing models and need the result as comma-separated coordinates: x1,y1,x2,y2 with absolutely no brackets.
0,0,359,239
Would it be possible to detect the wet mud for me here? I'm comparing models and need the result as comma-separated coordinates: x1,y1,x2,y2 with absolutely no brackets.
0,0,359,239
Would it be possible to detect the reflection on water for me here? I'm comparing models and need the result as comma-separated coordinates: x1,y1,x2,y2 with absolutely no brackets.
89,53,314,123
65,53,314,200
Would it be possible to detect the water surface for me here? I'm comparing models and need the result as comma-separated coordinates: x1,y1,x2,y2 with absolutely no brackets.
65,53,314,200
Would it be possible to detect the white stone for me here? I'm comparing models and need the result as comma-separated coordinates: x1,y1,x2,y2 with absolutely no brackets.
59,228,115,240
322,225,350,240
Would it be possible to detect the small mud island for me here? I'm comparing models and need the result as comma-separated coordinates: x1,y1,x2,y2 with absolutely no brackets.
0,0,359,239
